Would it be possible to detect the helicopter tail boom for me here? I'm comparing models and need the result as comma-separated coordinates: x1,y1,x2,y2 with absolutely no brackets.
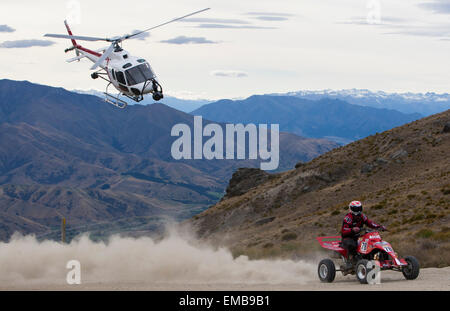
60,20,103,64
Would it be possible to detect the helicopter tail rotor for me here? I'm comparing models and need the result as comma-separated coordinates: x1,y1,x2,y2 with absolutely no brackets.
61,20,81,60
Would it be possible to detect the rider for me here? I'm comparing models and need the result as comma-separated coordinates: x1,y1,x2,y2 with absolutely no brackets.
341,201,386,264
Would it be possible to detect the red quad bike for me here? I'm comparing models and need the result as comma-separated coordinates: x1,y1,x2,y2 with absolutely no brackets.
316,228,420,284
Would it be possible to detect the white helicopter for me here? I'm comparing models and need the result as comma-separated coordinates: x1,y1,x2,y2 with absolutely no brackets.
44,8,210,108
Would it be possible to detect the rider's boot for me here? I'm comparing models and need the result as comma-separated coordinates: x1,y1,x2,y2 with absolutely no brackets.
343,255,354,271
344,253,359,271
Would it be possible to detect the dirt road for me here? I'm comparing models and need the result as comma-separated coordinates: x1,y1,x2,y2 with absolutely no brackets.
2,267,449,291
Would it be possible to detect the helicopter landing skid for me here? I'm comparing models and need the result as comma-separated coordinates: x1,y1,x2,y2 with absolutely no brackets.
104,92,128,109
104,82,127,109
123,93,144,103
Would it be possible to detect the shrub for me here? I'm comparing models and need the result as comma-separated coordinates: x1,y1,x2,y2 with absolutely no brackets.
281,233,298,241
263,242,274,249
372,203,385,210
410,214,425,222
432,231,450,241
415,229,434,238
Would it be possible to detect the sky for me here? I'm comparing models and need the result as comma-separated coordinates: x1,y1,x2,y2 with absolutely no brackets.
1,0,450,100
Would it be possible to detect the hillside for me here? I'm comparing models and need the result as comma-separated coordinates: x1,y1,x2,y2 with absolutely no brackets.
192,95,422,144
188,110,450,267
0,79,337,241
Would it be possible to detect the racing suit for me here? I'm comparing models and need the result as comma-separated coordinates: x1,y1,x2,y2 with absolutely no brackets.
341,212,382,258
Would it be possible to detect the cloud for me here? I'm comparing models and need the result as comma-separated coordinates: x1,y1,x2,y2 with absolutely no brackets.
0,25,15,33
252,16,289,21
160,36,218,45
246,12,294,17
337,16,411,26
384,25,450,38
0,39,55,48
180,18,250,25
182,15,279,30
211,70,248,78
337,15,450,40
131,30,150,41
419,0,450,14
196,24,276,30
244,12,293,22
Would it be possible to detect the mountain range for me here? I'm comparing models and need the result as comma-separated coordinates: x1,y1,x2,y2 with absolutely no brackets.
78,88,450,117
273,89,450,116
192,95,422,144
0,79,337,241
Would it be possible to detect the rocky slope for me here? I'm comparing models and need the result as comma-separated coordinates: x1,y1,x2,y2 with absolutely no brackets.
189,110,450,267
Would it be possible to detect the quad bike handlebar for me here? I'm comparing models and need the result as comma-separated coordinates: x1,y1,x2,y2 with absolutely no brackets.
358,227,387,235
354,227,387,239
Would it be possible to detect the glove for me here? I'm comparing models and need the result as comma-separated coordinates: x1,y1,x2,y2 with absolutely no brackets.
380,226,387,231
352,227,360,233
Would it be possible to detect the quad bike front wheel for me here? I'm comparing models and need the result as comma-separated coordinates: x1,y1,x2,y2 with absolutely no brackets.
402,256,420,280
355,259,371,284
318,259,336,283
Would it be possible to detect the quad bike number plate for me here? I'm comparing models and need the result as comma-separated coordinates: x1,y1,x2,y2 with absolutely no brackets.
360,241,368,252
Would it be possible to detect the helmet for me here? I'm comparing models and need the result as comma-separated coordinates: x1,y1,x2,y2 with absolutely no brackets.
349,201,362,215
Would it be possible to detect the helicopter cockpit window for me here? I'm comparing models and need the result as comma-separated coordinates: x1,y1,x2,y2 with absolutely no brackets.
137,59,146,63
115,71,127,85
125,64,155,86
122,63,132,69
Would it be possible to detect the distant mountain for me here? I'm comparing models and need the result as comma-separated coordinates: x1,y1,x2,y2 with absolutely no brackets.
274,89,450,116
192,95,422,144
0,80,337,240
74,89,210,113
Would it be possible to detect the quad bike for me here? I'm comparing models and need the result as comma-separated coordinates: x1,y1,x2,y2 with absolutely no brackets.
316,228,420,284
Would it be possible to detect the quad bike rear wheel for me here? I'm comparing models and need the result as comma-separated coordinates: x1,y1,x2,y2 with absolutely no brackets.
402,256,420,280
318,259,336,283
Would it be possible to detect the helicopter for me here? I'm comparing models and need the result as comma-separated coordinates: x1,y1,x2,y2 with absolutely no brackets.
44,8,210,109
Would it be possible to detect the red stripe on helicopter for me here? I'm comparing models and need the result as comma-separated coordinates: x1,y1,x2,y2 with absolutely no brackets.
76,45,102,57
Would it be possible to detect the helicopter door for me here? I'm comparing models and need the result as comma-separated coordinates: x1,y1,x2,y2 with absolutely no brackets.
111,69,117,81
115,70,129,93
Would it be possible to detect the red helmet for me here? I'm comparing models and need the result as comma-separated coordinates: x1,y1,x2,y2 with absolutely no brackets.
349,201,362,215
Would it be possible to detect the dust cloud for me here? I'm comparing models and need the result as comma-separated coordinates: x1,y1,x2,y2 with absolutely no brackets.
0,229,316,286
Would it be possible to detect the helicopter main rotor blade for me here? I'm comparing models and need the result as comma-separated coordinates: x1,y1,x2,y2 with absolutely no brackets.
44,33,110,42
90,43,115,70
123,8,211,40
